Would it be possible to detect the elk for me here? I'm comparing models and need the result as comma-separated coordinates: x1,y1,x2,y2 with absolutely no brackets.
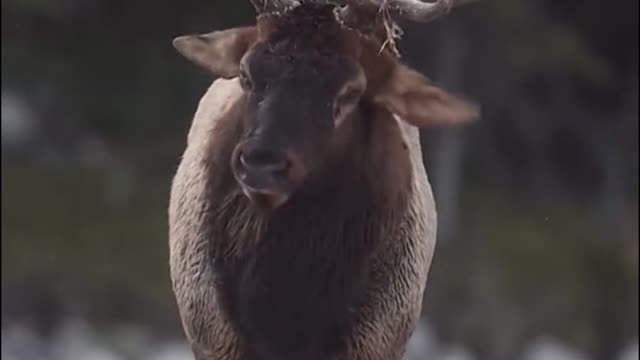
168,1,479,359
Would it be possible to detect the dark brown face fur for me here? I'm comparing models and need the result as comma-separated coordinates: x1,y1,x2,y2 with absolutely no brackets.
230,4,367,209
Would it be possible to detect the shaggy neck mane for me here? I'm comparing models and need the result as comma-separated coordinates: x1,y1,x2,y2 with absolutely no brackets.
202,98,412,359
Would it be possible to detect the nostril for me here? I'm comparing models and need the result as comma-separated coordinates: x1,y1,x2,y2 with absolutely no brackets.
240,148,290,173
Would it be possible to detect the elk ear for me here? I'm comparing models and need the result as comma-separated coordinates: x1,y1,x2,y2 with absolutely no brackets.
373,64,480,127
172,27,257,79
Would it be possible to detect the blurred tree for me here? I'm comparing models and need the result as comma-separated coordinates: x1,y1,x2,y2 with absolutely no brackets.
1,0,637,359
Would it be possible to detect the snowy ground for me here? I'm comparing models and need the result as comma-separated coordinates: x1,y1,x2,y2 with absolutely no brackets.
1,319,637,360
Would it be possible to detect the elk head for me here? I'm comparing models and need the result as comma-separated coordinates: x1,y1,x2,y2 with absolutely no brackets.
173,0,480,210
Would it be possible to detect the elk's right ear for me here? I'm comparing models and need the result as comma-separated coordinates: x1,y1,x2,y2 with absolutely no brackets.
372,63,480,127
172,26,257,79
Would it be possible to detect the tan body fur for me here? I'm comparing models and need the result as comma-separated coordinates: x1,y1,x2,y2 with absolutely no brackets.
169,78,437,360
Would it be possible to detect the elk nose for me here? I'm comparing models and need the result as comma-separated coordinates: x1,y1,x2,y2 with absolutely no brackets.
240,147,290,175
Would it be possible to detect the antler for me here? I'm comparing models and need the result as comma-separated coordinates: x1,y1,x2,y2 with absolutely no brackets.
336,0,479,56
249,0,301,14
378,0,478,23
338,0,479,24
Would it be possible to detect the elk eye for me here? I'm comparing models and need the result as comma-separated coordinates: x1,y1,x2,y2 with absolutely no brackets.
337,87,361,106
333,87,361,119
239,70,253,91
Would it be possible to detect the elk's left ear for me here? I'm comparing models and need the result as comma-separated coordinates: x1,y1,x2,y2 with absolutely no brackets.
373,64,480,127
172,26,257,79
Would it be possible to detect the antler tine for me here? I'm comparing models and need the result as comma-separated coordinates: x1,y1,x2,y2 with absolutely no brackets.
380,0,479,23
339,0,479,24
336,0,479,56
249,0,301,14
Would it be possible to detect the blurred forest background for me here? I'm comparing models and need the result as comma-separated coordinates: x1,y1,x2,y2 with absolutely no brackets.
1,0,638,359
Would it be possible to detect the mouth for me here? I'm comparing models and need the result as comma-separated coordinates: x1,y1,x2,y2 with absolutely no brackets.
233,168,291,209
241,186,290,209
